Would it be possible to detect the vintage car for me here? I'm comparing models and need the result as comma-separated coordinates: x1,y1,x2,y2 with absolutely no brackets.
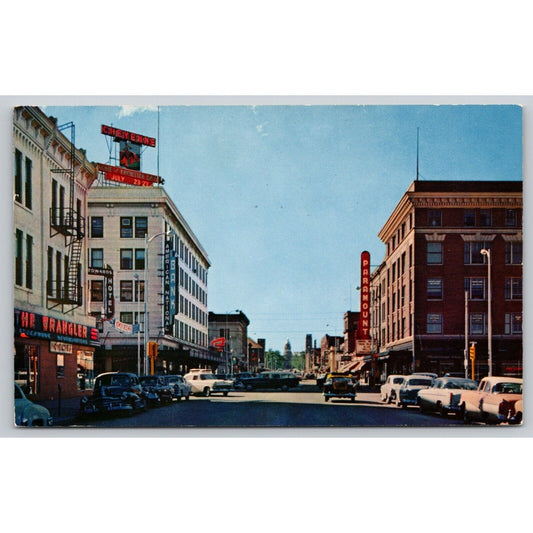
161,374,192,401
380,375,406,403
396,375,434,408
238,371,300,391
79,372,147,416
139,375,174,405
14,382,53,427
459,376,523,425
323,373,357,402
417,377,478,416
184,370,233,396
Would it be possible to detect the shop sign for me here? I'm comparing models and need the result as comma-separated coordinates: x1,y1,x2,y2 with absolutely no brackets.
357,251,371,340
97,163,163,187
101,124,156,147
164,240,177,334
50,341,73,354
356,339,372,355
15,309,99,346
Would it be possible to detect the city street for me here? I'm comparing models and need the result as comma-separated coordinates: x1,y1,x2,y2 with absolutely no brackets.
64,381,464,428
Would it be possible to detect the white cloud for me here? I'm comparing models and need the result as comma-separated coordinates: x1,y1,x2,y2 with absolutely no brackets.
118,105,158,118
256,122,269,136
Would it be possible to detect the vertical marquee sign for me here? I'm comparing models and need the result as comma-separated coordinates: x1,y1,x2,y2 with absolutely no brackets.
164,239,177,334
356,251,372,354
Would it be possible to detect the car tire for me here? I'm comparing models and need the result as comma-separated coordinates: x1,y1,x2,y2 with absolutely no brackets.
462,405,471,424
383,394,388,403
351,396,355,402
223,391,229,396
281,384,289,392
185,394,190,401
246,384,253,392
324,396,329,402
203,387,210,397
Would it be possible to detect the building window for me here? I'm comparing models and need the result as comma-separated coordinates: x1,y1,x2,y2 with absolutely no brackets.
25,234,33,290
91,216,104,238
15,229,23,286
505,209,517,227
90,280,104,302
464,209,476,227
505,242,522,265
465,278,486,300
428,209,441,226
120,312,134,324
120,280,133,302
135,248,145,270
120,217,133,238
427,278,443,300
134,279,145,302
464,242,489,264
14,149,23,203
505,313,522,334
427,242,443,264
469,313,486,335
480,209,492,227
135,217,148,238
120,249,133,270
25,157,32,210
90,249,104,268
427,314,442,334
505,278,522,300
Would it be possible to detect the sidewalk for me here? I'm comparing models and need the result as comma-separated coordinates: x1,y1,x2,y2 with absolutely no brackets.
39,396,86,426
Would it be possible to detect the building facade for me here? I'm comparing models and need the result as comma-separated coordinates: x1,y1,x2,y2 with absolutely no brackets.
87,185,214,375
369,180,522,381
208,311,250,373
13,106,99,400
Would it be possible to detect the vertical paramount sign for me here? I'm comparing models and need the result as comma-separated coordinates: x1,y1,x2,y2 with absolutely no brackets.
356,251,372,354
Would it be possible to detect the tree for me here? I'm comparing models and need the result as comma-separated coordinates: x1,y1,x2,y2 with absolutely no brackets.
265,349,283,370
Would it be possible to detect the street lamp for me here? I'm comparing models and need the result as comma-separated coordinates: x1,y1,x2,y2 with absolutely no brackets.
480,248,492,376
144,228,172,375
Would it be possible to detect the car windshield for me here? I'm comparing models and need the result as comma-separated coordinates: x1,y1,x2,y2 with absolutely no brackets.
393,378,404,384
407,379,432,386
200,374,217,380
141,377,158,385
444,380,478,390
332,377,351,383
110,375,132,386
493,382,522,394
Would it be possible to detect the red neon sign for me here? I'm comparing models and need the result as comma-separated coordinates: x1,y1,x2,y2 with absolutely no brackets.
357,251,371,340
101,124,156,147
97,163,163,187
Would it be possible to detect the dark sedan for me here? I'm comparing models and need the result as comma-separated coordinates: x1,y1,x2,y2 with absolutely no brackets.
239,371,300,391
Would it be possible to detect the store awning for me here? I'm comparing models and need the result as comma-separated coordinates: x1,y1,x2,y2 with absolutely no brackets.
341,360,366,373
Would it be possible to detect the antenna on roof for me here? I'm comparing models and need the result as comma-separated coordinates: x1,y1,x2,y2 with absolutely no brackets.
416,127,420,181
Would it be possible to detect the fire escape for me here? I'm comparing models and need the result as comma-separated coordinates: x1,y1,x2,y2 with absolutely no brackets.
47,122,85,313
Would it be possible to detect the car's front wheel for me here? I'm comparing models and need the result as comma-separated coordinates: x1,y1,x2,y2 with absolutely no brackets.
203,387,210,397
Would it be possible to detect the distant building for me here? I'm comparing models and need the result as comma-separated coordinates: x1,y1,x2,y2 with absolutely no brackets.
283,339,293,369
369,180,522,381
209,311,250,372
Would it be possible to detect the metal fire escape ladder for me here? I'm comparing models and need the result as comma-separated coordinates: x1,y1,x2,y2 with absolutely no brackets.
48,122,85,312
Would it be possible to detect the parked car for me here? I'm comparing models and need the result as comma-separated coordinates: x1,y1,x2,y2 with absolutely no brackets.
139,375,173,405
79,372,147,416
417,377,478,416
396,375,434,408
412,372,438,380
232,372,253,388
239,371,300,391
459,376,523,424
380,375,406,403
323,373,357,402
14,382,53,427
161,374,191,401
184,370,233,397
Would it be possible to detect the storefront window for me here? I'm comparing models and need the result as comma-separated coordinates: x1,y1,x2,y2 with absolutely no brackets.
77,351,94,390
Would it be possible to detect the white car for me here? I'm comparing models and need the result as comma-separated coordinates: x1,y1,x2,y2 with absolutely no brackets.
14,383,53,427
380,375,406,403
184,370,233,397
417,377,478,416
162,375,192,401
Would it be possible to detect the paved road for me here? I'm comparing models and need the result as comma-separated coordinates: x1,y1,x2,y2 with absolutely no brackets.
66,385,464,428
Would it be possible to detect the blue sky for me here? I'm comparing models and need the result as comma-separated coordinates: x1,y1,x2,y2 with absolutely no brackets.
42,104,523,352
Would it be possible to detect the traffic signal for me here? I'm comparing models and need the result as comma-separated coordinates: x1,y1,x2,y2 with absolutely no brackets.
469,344,476,360
147,341,158,359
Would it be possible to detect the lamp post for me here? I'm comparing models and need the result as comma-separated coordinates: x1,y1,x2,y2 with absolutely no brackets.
144,229,172,375
480,248,492,376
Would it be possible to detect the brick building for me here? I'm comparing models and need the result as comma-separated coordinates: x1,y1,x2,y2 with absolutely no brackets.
369,180,522,382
